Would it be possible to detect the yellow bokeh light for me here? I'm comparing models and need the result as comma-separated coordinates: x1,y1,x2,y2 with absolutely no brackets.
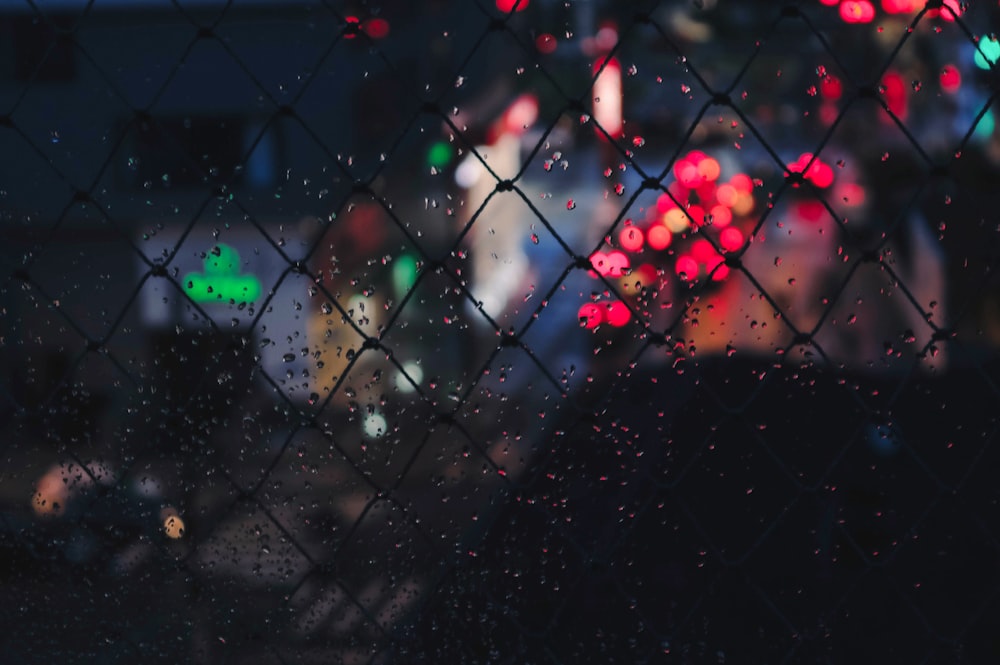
663,208,691,233
732,192,755,217
162,507,185,539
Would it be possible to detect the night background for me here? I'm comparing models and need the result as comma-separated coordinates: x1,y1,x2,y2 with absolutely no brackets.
2,0,1000,662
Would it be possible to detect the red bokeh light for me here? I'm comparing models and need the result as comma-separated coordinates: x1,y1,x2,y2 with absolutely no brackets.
606,301,631,327
578,303,605,329
675,255,699,280
496,0,529,12
940,65,961,93
720,227,744,252
788,153,834,188
647,225,672,250
674,160,703,188
882,0,920,12
687,150,707,165
730,173,754,194
882,0,921,12
716,183,738,207
709,204,732,228
820,75,843,101
344,15,361,38
840,0,875,23
656,192,678,214
363,17,390,39
687,204,706,227
536,33,557,54
818,0,838,6
668,181,689,201
927,0,961,21
797,200,826,222
605,251,630,277
836,182,867,207
589,251,609,277
629,263,658,290
811,162,834,188
619,226,644,252
881,71,908,121
503,94,539,135
691,239,717,264
706,255,729,281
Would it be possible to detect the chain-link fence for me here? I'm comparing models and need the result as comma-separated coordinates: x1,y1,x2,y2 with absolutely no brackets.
2,0,1000,662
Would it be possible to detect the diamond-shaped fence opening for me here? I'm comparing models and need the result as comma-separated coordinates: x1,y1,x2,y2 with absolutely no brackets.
3,0,1000,662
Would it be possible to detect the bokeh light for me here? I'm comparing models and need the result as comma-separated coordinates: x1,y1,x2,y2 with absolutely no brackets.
839,0,875,23
619,226,644,252
926,0,961,22
675,254,698,280
162,507,185,539
589,251,610,276
536,33,557,54
720,227,744,252
496,0,529,12
605,251,630,277
716,183,738,207
647,225,672,250
974,36,1000,71
363,412,388,438
881,0,921,13
578,303,605,329
656,192,677,214
709,204,732,227
363,17,390,39
820,74,843,100
605,301,631,327
426,140,454,170
939,65,961,93
730,173,754,193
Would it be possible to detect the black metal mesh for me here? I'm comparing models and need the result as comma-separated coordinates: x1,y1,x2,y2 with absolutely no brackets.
3,0,1000,662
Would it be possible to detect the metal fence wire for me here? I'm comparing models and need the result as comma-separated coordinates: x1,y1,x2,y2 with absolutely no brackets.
2,0,1000,662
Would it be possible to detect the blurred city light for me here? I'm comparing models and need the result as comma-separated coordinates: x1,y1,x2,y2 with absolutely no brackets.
974,36,1000,71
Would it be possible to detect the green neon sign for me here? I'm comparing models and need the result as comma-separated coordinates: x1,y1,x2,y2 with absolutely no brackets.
183,243,262,304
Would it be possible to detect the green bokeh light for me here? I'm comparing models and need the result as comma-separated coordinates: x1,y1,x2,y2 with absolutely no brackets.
974,108,995,139
183,243,262,304
426,140,454,170
974,36,1000,70
392,254,418,300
